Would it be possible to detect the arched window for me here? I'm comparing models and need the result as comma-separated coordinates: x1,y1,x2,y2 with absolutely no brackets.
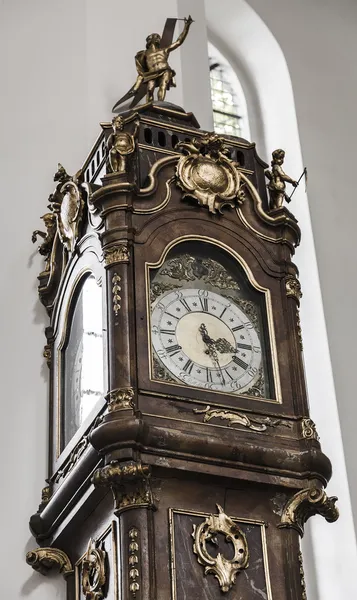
208,42,250,140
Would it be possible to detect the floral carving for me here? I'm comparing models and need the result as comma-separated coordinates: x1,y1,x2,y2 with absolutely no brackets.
104,243,130,266
301,418,319,441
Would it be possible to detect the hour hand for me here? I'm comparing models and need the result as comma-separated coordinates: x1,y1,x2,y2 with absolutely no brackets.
199,323,214,346
214,338,236,354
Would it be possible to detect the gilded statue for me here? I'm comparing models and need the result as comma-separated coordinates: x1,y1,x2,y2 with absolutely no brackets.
32,212,57,272
265,149,297,209
113,16,193,109
107,115,139,174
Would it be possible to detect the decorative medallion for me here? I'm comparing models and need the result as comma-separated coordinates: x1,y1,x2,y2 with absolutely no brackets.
82,538,107,600
176,133,245,214
194,405,290,433
301,418,319,441
26,547,73,578
106,387,134,412
192,504,249,592
104,243,130,266
278,487,339,536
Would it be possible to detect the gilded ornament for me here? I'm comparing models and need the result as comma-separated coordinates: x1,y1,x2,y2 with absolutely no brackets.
38,483,52,512
278,487,339,536
32,212,57,273
53,434,90,484
92,460,151,488
296,308,303,351
298,551,307,600
192,504,249,592
48,163,84,253
129,528,140,597
82,538,107,600
159,254,240,290
194,405,290,433
265,149,298,209
26,547,73,577
153,356,177,384
285,276,302,302
104,244,130,266
43,344,52,368
176,133,245,214
106,387,135,412
113,16,193,108
92,460,154,512
301,418,319,441
107,116,139,174
112,273,121,316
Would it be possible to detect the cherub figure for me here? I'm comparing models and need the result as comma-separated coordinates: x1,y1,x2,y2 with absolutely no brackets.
107,115,139,174
32,212,57,272
265,149,297,209
113,16,193,109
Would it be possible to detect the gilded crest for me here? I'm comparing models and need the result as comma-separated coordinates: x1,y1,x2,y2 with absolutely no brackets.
176,133,244,214
49,163,84,253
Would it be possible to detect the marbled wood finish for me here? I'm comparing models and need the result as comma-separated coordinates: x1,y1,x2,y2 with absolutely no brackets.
173,513,268,600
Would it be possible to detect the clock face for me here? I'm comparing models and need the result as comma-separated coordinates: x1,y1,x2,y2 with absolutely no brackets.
151,288,262,394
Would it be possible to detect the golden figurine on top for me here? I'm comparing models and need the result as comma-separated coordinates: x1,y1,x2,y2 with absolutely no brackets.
113,16,193,110
265,149,298,210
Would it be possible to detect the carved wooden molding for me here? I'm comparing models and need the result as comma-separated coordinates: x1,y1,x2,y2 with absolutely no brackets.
278,487,339,536
26,547,73,577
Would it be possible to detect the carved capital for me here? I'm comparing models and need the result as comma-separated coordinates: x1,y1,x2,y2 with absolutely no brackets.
92,460,154,513
82,538,107,600
192,504,249,592
106,387,135,413
301,418,319,441
278,487,339,536
104,243,130,266
26,547,73,577
285,276,302,303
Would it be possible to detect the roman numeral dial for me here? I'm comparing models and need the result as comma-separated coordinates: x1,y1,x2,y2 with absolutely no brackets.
151,288,262,396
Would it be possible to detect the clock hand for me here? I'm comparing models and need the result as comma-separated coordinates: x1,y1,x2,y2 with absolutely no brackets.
199,323,225,385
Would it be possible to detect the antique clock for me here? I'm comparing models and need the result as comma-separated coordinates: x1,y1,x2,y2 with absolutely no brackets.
27,16,338,600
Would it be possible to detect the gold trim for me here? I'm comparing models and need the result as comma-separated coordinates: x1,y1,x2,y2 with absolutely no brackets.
145,235,282,404
138,142,180,156
134,176,174,214
193,405,291,432
169,508,272,600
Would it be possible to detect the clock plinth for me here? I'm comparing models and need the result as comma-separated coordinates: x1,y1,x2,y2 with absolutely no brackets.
28,92,337,600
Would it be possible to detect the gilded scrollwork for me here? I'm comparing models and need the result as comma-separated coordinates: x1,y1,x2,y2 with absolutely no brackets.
53,434,90,484
150,282,181,304
159,254,240,290
153,356,177,384
192,504,249,592
278,487,339,536
176,133,245,214
26,547,73,577
296,308,303,351
32,212,57,273
301,418,319,441
106,387,135,412
82,538,107,600
104,243,130,266
194,405,290,433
